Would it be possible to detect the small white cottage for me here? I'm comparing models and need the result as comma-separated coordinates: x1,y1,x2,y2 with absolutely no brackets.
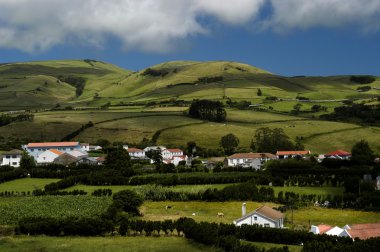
233,204,284,228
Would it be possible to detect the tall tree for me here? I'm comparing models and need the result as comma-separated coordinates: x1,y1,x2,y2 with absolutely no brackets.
351,140,375,165
220,133,240,155
252,127,295,153
257,88,262,96
189,99,226,122
20,152,36,171
104,146,133,176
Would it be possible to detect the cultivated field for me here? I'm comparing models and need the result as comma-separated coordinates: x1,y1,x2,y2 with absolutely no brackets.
0,178,60,193
0,236,220,252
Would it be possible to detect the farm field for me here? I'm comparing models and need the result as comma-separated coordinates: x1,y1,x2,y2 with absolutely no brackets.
0,196,112,225
260,185,345,196
244,241,302,252
65,184,231,194
140,201,380,228
0,236,220,252
0,178,60,193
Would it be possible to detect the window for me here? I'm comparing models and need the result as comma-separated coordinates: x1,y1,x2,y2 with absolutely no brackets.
12,155,17,158
264,223,270,228
38,149,42,151
6,155,10,159
31,149,34,152
12,162,17,165
254,216,257,221
70,148,74,151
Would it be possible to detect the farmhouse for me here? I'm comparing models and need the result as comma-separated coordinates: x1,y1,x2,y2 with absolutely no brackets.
224,153,276,169
310,223,380,240
144,146,172,160
276,150,311,159
0,149,23,167
36,149,63,164
23,142,83,159
324,150,351,160
80,143,90,152
233,204,284,228
127,148,146,159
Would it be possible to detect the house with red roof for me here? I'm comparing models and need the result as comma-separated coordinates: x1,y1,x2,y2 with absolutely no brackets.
36,149,63,164
276,150,311,159
23,142,83,159
324,150,351,160
234,204,284,228
310,222,380,240
127,148,146,159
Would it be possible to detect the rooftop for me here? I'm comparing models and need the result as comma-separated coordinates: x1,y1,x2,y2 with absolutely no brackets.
27,142,79,148
325,150,351,156
228,153,276,159
2,149,23,155
276,150,311,156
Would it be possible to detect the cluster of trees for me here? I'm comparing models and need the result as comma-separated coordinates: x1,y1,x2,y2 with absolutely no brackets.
251,127,303,153
0,166,25,183
0,113,34,127
357,86,372,92
350,75,376,84
196,76,223,83
320,103,380,124
57,75,86,97
226,100,252,110
189,99,227,122
141,68,169,77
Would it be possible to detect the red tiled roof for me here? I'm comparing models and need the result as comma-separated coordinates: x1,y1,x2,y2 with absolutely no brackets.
276,150,311,155
325,150,351,156
347,223,380,240
49,149,63,155
127,148,143,153
317,224,333,234
167,149,183,153
228,153,276,159
27,142,79,148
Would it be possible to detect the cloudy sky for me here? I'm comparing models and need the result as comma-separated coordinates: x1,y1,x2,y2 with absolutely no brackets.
0,0,380,75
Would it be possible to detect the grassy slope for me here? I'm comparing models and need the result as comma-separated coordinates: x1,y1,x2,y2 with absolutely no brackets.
0,236,220,252
0,178,60,193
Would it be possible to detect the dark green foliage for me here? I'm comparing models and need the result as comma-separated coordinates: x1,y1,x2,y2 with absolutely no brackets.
142,68,169,77
189,99,226,122
351,140,375,165
320,103,380,124
350,75,376,84
0,166,25,183
57,75,86,97
112,190,143,216
357,86,371,92
252,127,295,153
92,189,112,196
220,133,240,155
61,121,93,141
104,146,133,176
257,88,262,96
196,76,223,83
0,113,34,127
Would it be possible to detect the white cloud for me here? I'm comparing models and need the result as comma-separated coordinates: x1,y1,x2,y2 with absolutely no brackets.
0,0,379,53
266,0,380,32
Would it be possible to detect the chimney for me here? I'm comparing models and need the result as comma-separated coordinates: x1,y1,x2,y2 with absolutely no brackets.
242,202,246,216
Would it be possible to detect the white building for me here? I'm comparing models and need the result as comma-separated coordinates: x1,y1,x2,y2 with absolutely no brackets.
144,146,172,160
224,153,277,169
276,150,311,159
127,148,146,158
36,149,63,164
233,204,284,228
80,143,90,152
1,149,23,167
23,142,83,159
167,149,184,157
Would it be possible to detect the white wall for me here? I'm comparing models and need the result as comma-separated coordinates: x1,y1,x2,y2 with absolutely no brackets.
36,151,60,164
2,155,21,167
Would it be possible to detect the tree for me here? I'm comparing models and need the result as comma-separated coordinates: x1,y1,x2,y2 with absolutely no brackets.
112,190,143,216
252,127,295,153
104,146,133,176
20,152,36,171
146,148,163,171
186,141,197,156
188,99,226,122
257,88,262,96
291,103,302,115
220,133,239,155
351,140,375,165
95,139,111,148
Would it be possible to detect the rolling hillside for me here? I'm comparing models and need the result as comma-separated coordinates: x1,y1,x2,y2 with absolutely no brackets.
1,59,378,110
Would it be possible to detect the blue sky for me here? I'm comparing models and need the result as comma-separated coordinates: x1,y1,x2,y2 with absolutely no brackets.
0,0,380,76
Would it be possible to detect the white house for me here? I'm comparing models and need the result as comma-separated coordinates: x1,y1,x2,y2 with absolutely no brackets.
324,150,351,160
127,148,146,159
144,146,172,159
1,149,23,167
80,143,90,152
224,153,277,169
310,223,380,240
276,150,311,159
233,204,284,228
23,142,83,159
36,149,63,164
167,148,184,157
89,145,102,151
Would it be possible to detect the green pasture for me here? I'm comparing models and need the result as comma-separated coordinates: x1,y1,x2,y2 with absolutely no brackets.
140,201,380,228
0,236,220,252
260,186,344,196
244,241,302,252
0,178,60,193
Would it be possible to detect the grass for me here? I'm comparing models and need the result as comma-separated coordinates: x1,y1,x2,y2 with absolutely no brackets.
0,236,221,252
140,201,380,228
261,186,344,196
244,241,302,252
64,184,232,194
0,178,60,193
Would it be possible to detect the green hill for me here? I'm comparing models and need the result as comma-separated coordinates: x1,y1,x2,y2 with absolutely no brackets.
0,59,378,110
